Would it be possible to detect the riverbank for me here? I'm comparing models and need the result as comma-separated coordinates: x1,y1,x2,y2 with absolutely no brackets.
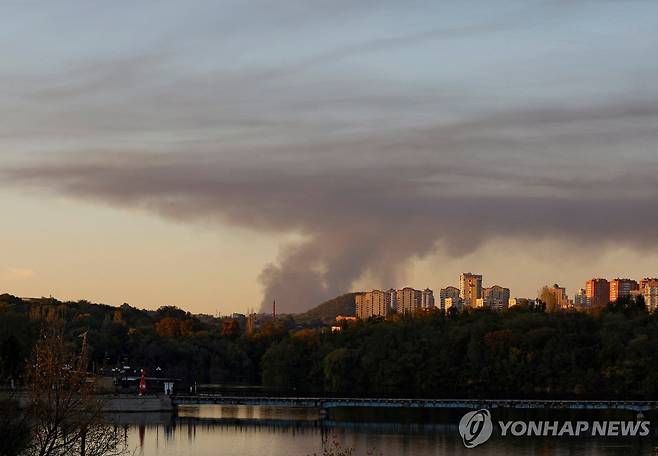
2,392,173,412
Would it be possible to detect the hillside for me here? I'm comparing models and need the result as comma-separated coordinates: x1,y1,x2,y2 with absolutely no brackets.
295,292,358,324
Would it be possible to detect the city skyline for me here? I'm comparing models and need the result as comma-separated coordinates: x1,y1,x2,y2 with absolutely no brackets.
7,270,658,317
1,1,658,314
355,273,658,318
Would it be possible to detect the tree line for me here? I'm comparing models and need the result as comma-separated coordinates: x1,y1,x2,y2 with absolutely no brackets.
1,293,657,400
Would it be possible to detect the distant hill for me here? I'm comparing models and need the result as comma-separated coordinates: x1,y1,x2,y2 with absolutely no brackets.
295,292,359,324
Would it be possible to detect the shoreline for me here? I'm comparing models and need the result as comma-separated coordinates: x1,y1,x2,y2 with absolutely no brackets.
1,392,174,413
5,392,658,414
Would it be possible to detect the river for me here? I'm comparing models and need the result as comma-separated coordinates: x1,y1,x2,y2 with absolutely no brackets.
116,404,658,455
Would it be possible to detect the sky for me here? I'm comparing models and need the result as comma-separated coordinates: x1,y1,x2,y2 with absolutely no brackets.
1,0,658,314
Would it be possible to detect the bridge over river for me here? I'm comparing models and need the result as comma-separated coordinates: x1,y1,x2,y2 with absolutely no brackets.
172,396,658,412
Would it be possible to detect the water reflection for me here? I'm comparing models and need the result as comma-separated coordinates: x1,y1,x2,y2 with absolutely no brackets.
114,405,658,456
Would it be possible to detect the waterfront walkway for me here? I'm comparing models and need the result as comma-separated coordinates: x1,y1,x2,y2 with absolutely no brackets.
172,396,658,412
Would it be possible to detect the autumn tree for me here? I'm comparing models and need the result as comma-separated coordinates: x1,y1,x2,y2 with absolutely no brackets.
154,316,196,338
25,329,126,456
221,319,241,338
154,317,182,337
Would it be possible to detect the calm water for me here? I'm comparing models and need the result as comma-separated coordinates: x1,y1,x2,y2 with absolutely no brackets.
115,405,658,456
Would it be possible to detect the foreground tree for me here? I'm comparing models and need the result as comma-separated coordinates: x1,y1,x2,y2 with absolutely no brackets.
25,329,126,456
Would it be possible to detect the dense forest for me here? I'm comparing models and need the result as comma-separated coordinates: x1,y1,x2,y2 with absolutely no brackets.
1,293,657,399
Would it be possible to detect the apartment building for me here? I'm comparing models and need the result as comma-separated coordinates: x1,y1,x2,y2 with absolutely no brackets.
586,278,610,308
459,273,483,308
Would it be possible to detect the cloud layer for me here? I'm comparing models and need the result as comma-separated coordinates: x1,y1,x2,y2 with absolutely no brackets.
5,96,658,311
2,0,658,311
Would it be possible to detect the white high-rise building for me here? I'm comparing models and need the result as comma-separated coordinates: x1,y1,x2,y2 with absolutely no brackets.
355,289,391,319
395,287,423,314
439,287,460,311
459,273,482,307
483,285,511,310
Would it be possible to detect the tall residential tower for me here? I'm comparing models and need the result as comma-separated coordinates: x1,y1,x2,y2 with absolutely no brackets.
586,278,610,308
460,273,482,308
